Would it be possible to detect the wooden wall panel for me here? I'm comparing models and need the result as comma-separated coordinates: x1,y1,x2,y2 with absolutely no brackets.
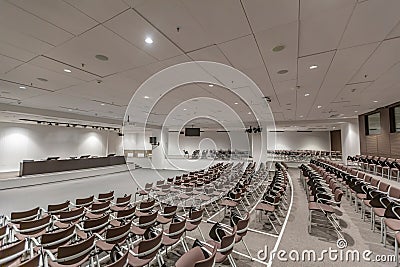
366,135,378,155
377,135,391,156
391,134,400,157
330,130,342,151
359,116,367,154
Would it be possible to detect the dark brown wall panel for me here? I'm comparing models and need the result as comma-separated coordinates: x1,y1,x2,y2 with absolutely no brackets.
377,135,391,156
391,134,400,157
366,135,378,155
359,115,367,154
330,130,342,151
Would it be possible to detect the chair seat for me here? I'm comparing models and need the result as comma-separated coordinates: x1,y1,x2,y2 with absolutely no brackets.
384,218,400,231
131,225,146,236
157,215,172,225
186,222,198,232
96,240,115,252
308,202,334,213
127,251,153,267
206,240,227,263
356,193,366,200
162,234,181,247
220,199,237,207
175,247,207,267
363,200,371,207
110,205,128,212
255,203,275,212
373,207,386,217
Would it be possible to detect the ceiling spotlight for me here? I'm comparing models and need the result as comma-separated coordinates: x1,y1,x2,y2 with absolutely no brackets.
144,96,150,99
208,84,214,87
333,126,336,129
68,109,72,111
183,108,187,111
37,77,48,82
101,103,105,106
355,110,358,113
299,115,304,118
373,100,378,103
305,93,310,97
272,45,285,52
248,112,251,115
309,65,318,70
317,105,322,109
277,69,288,74
64,69,71,73
95,54,109,61
19,86,26,89
145,37,153,44
234,102,238,105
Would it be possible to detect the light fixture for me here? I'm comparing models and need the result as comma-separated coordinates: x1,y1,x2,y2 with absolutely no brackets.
277,69,288,74
248,112,251,115
145,37,153,44
317,105,322,109
183,108,187,111
355,111,358,113
299,115,304,118
309,65,318,70
305,93,310,97
37,77,48,82
333,126,336,129
64,69,71,73
144,96,150,99
19,86,26,89
68,109,72,111
272,45,285,52
101,103,105,106
234,102,238,105
208,84,214,87
95,54,109,61
373,100,378,103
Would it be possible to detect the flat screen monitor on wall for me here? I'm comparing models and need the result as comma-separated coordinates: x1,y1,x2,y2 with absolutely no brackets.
149,136,157,145
185,128,200,136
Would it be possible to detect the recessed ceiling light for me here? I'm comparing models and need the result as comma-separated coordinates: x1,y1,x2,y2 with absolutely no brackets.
208,84,214,87
354,110,358,113
95,54,109,61
248,112,251,115
145,37,153,44
144,96,150,99
277,69,288,74
317,105,322,109
101,103,105,106
68,109,72,111
19,86,26,89
37,77,48,82
373,100,378,103
299,115,304,118
183,108,187,111
333,126,336,129
234,102,238,105
309,65,318,69
272,45,285,52
64,69,71,73
304,93,310,97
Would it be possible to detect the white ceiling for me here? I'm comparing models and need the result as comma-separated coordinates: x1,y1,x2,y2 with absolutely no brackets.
0,0,400,127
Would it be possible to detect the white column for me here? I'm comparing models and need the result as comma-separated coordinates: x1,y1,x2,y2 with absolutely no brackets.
341,119,360,163
151,127,168,169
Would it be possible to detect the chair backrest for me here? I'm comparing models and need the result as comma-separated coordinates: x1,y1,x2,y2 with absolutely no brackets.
10,207,39,223
167,218,186,239
115,194,131,206
116,206,136,221
18,253,40,267
334,190,344,203
98,191,114,202
90,201,110,214
161,205,177,218
137,232,162,259
218,227,236,255
105,222,131,245
389,186,400,199
82,214,110,233
0,240,25,265
364,174,372,183
357,172,365,179
144,183,153,190
370,177,380,187
75,195,94,208
236,213,250,237
188,208,204,226
138,211,158,228
59,207,85,223
56,235,95,265
19,215,51,235
138,199,155,211
41,225,75,250
104,251,128,267
378,181,390,192
47,201,70,215
194,246,217,267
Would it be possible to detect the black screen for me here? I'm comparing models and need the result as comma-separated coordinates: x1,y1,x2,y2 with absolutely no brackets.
149,136,157,144
185,128,200,136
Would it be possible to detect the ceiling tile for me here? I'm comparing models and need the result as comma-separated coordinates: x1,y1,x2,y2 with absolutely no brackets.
7,0,97,35
339,0,400,48
187,45,231,66
64,0,129,23
0,54,24,74
45,25,157,77
242,0,298,33
0,0,73,46
104,9,182,61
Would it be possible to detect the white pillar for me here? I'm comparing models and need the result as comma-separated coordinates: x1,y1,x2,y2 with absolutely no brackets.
341,119,360,163
151,127,168,169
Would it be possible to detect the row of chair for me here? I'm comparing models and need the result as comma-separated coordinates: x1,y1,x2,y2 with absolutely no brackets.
268,150,342,162
347,155,400,180
312,159,400,266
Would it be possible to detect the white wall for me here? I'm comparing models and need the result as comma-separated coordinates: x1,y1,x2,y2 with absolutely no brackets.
123,132,152,150
268,131,331,151
0,122,122,172
341,120,360,161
